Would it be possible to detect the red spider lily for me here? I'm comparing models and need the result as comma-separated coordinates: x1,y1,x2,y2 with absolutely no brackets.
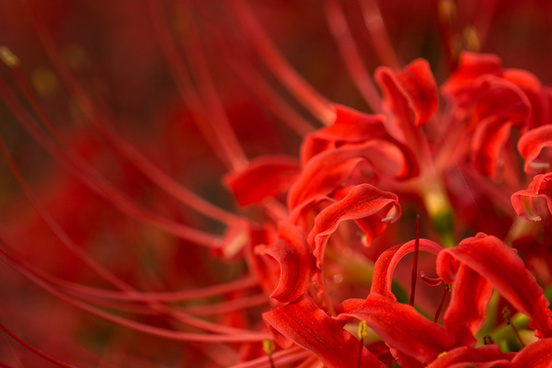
1,0,552,367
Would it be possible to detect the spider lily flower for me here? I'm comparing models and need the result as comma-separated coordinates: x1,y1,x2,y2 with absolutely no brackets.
1,0,552,367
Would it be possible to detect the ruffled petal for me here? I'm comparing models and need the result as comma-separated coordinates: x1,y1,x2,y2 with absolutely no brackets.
470,116,514,179
255,222,314,303
370,239,442,299
288,145,371,210
425,345,513,368
307,184,401,267
506,338,552,368
511,172,552,221
300,104,419,179
300,104,388,163
503,69,550,130
263,295,387,368
443,265,494,347
518,125,552,174
438,233,552,338
336,293,454,364
224,155,300,206
375,58,439,127
441,52,503,101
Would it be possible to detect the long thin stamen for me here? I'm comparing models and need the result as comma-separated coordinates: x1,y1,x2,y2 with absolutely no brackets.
0,241,270,342
410,214,421,306
227,56,316,136
12,61,238,225
323,0,382,113
357,0,401,68
0,321,75,368
50,275,259,303
502,306,525,347
434,283,450,322
178,0,248,171
0,74,220,248
228,346,310,368
0,131,133,292
16,6,239,225
145,0,232,167
227,0,335,125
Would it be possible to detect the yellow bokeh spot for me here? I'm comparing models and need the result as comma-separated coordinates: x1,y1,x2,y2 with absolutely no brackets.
31,67,59,98
463,26,481,52
0,46,20,67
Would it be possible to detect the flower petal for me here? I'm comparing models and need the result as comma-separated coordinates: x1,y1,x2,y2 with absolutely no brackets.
441,52,502,100
337,293,454,364
518,125,552,174
370,239,442,299
511,172,552,221
438,233,552,338
375,58,439,127
506,338,552,368
288,145,371,210
300,104,419,179
443,265,494,347
307,184,401,267
255,222,314,303
425,345,513,368
224,155,300,206
470,116,514,179
300,104,388,163
263,295,387,368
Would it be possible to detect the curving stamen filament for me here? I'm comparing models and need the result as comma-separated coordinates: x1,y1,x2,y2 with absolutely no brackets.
357,0,400,68
0,321,75,368
323,0,382,113
0,75,220,248
409,215,421,306
434,283,450,322
177,0,248,171
0,241,270,342
226,0,335,125
8,60,239,225
9,6,240,225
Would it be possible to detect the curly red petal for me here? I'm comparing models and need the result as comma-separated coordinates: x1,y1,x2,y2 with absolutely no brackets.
518,125,552,174
443,265,494,347
263,295,387,368
307,184,401,268
336,293,454,364
425,345,513,368
506,338,552,368
438,233,552,338
224,155,300,206
370,239,442,299
511,172,552,221
375,58,439,127
255,222,314,303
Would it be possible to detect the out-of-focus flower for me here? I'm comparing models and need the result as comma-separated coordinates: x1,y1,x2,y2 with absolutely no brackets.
1,0,552,367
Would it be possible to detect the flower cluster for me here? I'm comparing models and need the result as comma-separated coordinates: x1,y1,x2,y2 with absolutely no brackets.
1,1,552,367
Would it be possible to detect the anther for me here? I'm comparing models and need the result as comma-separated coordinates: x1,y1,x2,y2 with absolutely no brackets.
483,335,494,345
502,307,525,347
438,0,456,26
0,46,20,68
357,321,367,368
463,26,480,52
263,339,276,368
